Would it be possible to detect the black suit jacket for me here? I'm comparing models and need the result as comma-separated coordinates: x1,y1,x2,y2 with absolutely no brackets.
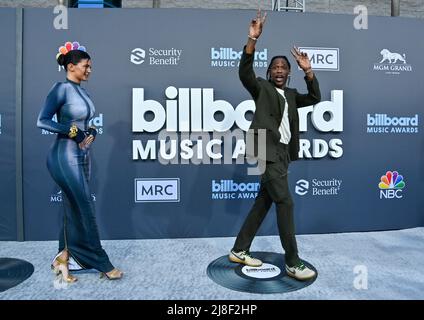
239,47,321,162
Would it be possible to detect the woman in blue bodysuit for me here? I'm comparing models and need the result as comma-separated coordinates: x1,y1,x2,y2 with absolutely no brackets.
37,43,123,282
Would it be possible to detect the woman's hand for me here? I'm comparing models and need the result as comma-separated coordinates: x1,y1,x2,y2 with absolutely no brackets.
79,134,95,150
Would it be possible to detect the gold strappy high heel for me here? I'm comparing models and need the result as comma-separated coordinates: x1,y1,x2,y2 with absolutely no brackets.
51,256,78,283
100,268,123,280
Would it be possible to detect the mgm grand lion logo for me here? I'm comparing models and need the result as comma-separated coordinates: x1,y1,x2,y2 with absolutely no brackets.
379,49,407,64
374,48,412,74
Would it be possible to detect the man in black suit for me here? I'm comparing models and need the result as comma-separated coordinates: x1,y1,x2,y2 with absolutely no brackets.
228,10,321,281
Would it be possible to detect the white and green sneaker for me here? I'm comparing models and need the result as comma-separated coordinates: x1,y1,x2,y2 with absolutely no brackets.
285,261,316,281
229,250,263,267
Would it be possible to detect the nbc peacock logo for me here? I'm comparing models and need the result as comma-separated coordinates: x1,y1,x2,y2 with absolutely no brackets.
56,41,86,72
378,170,405,199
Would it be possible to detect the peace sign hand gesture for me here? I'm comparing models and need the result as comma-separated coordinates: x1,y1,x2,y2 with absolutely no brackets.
249,9,267,40
290,46,312,72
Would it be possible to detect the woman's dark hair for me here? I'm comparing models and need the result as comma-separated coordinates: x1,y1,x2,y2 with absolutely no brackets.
266,55,291,80
57,50,91,71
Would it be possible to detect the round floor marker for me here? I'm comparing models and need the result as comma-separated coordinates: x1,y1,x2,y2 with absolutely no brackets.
207,252,317,294
0,258,34,292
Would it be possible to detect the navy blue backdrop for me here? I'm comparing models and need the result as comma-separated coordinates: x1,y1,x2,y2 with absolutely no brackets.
0,9,17,241
0,8,423,241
